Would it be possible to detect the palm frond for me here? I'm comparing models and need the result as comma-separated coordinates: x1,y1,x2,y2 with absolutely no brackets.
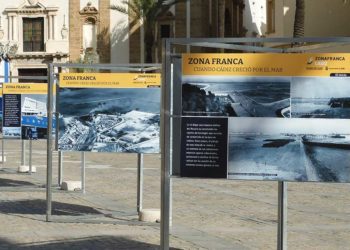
110,5,128,14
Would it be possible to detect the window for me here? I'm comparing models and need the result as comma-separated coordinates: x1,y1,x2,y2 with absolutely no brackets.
267,0,275,33
160,25,171,38
18,68,47,83
23,18,44,52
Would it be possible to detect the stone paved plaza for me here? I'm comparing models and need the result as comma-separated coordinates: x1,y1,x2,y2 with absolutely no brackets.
0,139,349,249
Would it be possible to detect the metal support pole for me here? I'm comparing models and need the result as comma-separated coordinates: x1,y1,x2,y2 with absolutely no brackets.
58,151,63,186
1,138,4,168
161,40,171,250
137,153,144,213
81,152,86,194
21,140,25,166
29,139,32,174
46,64,54,222
186,0,190,53
277,181,288,250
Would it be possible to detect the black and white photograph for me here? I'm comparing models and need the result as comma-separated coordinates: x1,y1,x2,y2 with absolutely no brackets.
3,127,21,139
228,117,350,182
182,76,291,117
58,88,160,153
291,77,350,118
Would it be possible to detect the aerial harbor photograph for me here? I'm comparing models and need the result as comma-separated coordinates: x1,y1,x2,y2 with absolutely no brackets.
228,117,350,182
58,88,160,153
291,77,350,118
182,76,291,117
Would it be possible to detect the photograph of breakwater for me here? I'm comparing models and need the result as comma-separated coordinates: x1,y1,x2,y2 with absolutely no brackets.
228,117,350,182
291,77,350,118
181,76,291,117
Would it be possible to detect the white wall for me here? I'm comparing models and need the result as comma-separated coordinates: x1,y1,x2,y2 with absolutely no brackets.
243,0,267,37
0,0,69,53
110,0,129,64
305,0,350,37
264,0,350,38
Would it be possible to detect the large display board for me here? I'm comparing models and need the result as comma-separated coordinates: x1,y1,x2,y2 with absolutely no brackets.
58,73,161,153
2,83,48,139
178,53,350,182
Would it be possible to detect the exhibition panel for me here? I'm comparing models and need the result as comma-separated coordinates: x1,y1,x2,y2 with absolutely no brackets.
177,53,350,182
57,73,161,153
2,83,48,140
46,64,162,225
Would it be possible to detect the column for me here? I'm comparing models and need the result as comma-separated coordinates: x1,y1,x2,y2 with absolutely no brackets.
12,16,17,41
8,15,12,40
48,15,51,40
11,16,15,41
51,15,55,40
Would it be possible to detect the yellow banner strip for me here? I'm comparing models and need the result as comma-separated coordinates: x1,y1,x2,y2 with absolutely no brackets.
183,53,350,77
59,73,161,88
3,83,47,94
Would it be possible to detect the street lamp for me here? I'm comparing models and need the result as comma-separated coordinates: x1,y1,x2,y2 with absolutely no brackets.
0,42,18,83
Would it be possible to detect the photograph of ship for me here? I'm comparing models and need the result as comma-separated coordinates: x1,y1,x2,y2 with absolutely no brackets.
58,88,160,153
291,77,350,118
228,117,350,182
21,94,48,139
182,76,291,117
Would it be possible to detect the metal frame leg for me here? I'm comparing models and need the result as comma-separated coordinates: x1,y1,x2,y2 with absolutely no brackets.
21,139,25,166
58,151,63,186
81,152,86,194
137,153,144,213
278,181,288,250
1,138,4,168
29,139,32,174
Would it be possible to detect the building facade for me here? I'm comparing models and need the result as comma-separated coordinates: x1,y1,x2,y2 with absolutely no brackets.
1,0,350,76
0,0,69,80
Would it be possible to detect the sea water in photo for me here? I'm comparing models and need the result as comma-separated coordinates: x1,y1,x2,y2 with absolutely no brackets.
182,76,290,117
228,117,350,182
291,77,350,118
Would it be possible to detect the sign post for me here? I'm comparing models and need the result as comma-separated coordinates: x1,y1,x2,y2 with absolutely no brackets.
137,153,144,213
161,37,350,250
46,63,162,224
81,152,86,194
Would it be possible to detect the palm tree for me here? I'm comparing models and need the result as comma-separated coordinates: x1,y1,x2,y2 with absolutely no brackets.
111,0,184,63
293,0,348,38
218,0,225,37
293,0,305,37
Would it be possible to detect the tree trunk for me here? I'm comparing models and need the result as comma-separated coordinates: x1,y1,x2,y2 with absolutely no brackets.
218,0,225,37
293,0,305,37
144,24,154,63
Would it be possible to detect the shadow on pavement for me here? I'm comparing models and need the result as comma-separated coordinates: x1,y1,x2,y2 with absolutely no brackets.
0,236,182,250
0,178,36,187
0,199,102,216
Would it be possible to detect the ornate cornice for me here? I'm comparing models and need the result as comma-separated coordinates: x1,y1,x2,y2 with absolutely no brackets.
79,2,98,15
4,1,58,15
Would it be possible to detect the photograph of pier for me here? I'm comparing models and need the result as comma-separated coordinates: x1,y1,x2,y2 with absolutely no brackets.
182,76,291,117
58,88,160,153
291,77,350,118
228,117,350,182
